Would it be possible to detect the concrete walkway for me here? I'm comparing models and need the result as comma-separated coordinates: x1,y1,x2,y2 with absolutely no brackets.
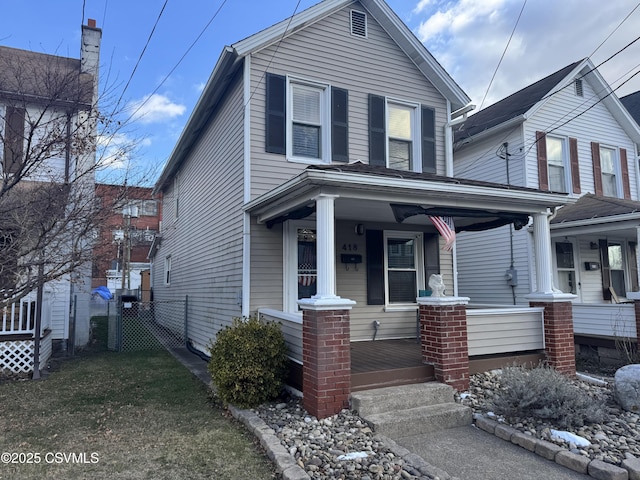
169,346,592,480
396,426,591,480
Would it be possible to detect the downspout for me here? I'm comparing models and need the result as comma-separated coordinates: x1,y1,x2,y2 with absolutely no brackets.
241,55,251,318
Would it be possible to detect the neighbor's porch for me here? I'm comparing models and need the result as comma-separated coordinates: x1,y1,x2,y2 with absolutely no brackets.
1,291,52,374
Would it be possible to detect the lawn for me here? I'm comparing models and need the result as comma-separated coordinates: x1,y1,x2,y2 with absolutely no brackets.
0,318,277,480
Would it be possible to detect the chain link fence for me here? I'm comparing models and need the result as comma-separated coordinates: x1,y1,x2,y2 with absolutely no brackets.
108,299,187,352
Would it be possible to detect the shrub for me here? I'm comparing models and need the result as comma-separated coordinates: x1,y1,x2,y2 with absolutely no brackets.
208,315,288,408
491,364,607,428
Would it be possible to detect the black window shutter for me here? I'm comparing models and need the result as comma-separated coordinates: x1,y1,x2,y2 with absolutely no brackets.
368,94,386,166
421,106,436,173
630,241,639,292
424,233,440,281
331,87,349,162
366,229,385,305
599,239,612,301
265,73,286,154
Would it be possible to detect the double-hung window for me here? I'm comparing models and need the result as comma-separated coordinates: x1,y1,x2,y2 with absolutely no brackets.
287,79,330,163
164,256,171,286
600,146,618,197
546,136,567,193
266,74,348,163
387,103,416,171
608,242,625,297
384,231,424,305
369,95,435,173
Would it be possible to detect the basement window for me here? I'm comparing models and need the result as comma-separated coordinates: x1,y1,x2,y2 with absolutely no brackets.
351,10,367,38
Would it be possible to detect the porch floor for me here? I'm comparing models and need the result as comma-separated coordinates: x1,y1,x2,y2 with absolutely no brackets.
350,339,434,391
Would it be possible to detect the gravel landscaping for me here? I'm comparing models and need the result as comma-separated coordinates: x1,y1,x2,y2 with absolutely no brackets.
255,397,439,480
458,370,640,467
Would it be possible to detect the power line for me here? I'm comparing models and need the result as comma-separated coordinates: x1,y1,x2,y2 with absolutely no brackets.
114,0,169,114
478,0,527,111
589,2,640,58
122,0,229,125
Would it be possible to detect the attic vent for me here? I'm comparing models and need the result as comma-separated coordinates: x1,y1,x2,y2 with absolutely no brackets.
351,10,367,38
575,79,583,97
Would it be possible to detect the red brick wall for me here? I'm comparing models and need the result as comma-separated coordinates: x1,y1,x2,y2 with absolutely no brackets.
419,303,469,392
530,301,575,375
302,308,351,419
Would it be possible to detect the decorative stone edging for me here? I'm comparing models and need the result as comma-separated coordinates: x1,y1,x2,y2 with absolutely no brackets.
474,414,639,480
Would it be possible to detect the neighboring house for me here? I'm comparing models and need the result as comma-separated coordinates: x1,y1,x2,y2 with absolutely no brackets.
0,20,101,373
453,59,640,357
620,91,640,127
150,0,572,417
93,184,160,294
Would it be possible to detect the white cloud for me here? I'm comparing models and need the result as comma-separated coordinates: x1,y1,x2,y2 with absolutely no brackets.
407,0,640,109
129,93,186,124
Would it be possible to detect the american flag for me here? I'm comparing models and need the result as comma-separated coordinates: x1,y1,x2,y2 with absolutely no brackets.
428,216,456,251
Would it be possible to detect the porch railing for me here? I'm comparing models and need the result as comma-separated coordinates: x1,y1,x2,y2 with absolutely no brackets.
259,309,303,364
1,291,50,336
573,303,636,339
467,306,545,356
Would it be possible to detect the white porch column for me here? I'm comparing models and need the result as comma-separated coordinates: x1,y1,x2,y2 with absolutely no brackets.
532,210,554,294
314,194,338,298
298,193,355,310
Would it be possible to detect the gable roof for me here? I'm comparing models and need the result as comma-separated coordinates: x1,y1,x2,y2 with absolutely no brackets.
454,60,583,143
154,0,470,193
551,193,640,225
621,91,640,126
454,59,640,147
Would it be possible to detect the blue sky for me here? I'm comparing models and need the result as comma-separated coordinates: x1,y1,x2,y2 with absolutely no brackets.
3,0,640,184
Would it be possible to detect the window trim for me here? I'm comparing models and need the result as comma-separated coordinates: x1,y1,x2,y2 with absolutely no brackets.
286,76,331,165
383,230,424,309
599,145,621,198
545,135,569,193
385,98,420,172
164,256,171,286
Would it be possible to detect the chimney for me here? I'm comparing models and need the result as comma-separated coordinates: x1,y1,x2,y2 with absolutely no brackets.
81,18,102,103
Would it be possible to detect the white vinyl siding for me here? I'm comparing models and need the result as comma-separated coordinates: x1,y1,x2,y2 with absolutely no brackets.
152,74,245,352
249,3,447,198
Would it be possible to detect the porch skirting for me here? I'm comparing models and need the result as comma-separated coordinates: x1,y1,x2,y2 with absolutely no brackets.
0,329,52,375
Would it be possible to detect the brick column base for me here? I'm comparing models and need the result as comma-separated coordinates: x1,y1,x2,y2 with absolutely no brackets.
419,297,470,392
301,308,351,419
530,300,576,375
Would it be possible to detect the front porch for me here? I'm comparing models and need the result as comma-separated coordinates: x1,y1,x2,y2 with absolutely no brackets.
262,306,548,393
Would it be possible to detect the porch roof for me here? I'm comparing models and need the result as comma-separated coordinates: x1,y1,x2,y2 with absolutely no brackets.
245,163,572,229
551,194,640,235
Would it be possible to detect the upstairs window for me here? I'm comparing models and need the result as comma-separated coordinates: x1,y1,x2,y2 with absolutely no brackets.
2,106,25,174
600,146,617,197
265,73,348,164
369,95,435,173
546,136,567,193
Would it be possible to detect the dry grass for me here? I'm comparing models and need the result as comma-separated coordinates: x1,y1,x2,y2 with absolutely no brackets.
0,318,277,479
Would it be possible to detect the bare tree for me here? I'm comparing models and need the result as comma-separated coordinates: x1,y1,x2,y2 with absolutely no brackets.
0,43,145,310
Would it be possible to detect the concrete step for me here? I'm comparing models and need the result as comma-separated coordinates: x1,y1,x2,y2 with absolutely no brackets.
365,403,473,440
351,382,455,417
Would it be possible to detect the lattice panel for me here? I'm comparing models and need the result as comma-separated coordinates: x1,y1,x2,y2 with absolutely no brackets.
0,340,34,374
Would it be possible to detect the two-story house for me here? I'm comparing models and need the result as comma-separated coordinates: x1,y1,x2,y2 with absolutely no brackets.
0,20,101,375
453,59,640,361
150,0,572,417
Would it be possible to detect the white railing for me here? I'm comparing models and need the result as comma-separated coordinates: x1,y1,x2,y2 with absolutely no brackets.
573,303,636,339
259,308,303,364
467,306,545,356
1,291,43,335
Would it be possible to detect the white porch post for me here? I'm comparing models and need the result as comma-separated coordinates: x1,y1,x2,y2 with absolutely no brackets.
532,210,554,294
314,194,338,299
298,194,355,310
